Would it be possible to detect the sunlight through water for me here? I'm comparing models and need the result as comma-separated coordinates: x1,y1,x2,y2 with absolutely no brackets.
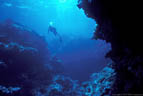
0,0,111,83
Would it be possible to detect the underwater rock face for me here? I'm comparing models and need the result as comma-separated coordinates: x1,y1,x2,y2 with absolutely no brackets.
0,20,64,95
0,20,115,96
80,63,115,96
1,0,142,94
31,64,115,96
78,0,143,94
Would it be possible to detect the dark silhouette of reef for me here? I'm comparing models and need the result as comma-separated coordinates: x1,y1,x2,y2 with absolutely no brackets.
78,0,143,94
1,0,142,95
0,20,115,96
0,20,65,96
0,19,116,95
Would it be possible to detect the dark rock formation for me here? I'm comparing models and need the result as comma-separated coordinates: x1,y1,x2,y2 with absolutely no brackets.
78,0,143,94
0,20,64,96
1,0,142,94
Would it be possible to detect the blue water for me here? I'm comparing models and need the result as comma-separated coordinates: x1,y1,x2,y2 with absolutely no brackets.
0,0,111,81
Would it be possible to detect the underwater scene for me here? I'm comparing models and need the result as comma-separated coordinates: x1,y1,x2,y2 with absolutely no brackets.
1,0,142,96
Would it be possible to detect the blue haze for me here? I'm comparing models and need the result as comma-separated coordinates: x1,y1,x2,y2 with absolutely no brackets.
0,0,111,81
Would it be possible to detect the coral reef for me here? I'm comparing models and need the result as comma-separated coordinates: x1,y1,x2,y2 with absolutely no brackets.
0,20,115,96
0,85,20,94
0,20,64,96
78,0,143,94
80,63,115,96
0,14,122,95
26,64,115,96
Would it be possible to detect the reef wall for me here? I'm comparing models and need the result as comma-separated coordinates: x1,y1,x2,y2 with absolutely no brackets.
0,20,64,95
0,19,116,96
0,0,142,95
78,0,143,94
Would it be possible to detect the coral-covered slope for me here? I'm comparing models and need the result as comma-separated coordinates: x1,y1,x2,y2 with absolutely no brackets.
0,20,64,95
78,0,143,94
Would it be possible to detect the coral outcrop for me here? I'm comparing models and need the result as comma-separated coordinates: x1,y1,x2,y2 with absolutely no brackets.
0,20,64,96
78,0,143,94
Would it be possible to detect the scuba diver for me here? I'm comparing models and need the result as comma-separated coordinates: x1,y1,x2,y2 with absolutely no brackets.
48,22,62,43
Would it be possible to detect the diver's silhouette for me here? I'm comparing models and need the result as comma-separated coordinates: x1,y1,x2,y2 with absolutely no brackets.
48,25,58,36
48,24,62,43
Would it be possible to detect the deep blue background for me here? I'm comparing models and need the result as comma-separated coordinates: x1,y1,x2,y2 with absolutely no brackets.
0,0,111,81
